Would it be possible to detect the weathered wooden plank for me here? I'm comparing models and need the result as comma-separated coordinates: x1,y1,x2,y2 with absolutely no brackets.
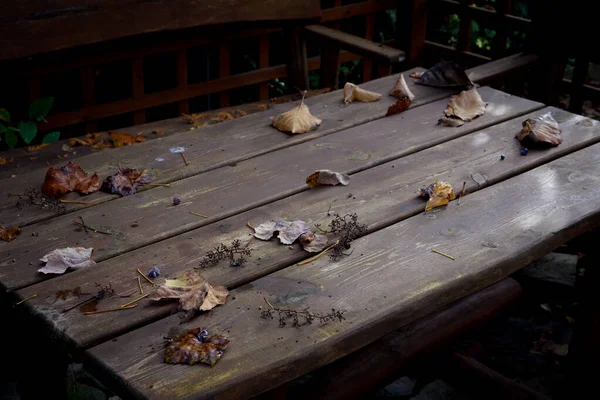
85,142,600,399
0,0,321,62
14,107,599,349
1,88,541,292
467,53,541,86
0,67,446,228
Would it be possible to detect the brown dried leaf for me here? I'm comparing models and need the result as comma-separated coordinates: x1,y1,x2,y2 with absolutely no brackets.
62,144,74,152
38,247,95,274
444,87,487,122
344,83,382,104
182,113,207,126
68,133,103,147
416,61,472,88
389,74,415,101
211,112,234,122
153,129,165,135
418,181,456,211
306,170,350,189
0,156,13,165
101,168,150,196
271,96,322,134
233,109,247,118
25,143,50,152
164,328,230,366
0,226,21,243
516,112,563,146
42,161,102,198
386,97,412,117
254,104,269,111
438,117,465,127
149,272,229,312
299,231,329,253
253,220,312,244
409,71,424,79
109,131,145,147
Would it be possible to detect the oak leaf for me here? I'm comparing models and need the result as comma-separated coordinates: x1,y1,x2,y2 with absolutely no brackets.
149,272,229,312
42,161,101,198
101,168,150,196
418,181,456,211
344,83,381,103
271,93,322,134
0,226,21,243
38,247,95,274
306,170,350,189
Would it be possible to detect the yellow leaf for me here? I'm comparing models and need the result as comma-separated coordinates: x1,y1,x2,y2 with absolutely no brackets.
271,92,322,134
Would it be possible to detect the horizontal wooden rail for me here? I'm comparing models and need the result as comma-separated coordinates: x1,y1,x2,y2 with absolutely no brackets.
437,0,531,31
321,0,397,22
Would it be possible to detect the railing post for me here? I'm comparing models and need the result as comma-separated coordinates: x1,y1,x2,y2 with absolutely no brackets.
396,0,427,67
284,24,309,91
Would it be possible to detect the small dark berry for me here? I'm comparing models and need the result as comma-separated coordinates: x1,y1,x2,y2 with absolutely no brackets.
172,196,181,205
148,267,160,278
230,261,240,267
195,329,209,343
520,148,528,156
500,154,505,160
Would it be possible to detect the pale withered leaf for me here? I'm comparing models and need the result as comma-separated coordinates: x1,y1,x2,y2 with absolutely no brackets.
38,247,95,274
306,170,350,189
444,87,487,123
344,83,382,104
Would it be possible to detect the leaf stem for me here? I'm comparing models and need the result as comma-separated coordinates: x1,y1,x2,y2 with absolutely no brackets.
431,249,455,260
120,293,149,308
137,268,154,285
297,240,339,266
15,293,37,305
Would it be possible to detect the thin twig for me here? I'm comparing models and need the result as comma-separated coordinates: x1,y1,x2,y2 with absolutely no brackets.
16,294,37,305
137,276,143,294
120,293,149,308
72,219,112,235
432,249,455,260
145,183,171,187
137,268,154,285
297,240,339,266
264,297,275,310
180,152,190,166
247,221,254,229
84,305,137,315
79,216,88,234
457,182,466,205
60,199,98,205
189,211,208,218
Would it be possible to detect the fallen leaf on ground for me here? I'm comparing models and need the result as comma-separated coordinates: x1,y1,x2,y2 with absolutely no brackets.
386,97,412,117
0,226,21,243
254,104,269,111
153,129,165,135
438,117,465,127
0,156,13,165
443,87,487,124
389,74,415,101
109,131,145,147
149,271,229,312
299,231,329,253
409,71,424,79
101,168,150,196
25,143,50,152
164,328,230,366
38,247,95,274
271,93,322,134
516,112,563,146
418,181,456,211
344,83,381,104
42,161,102,198
182,113,208,126
68,133,103,147
530,333,569,357
233,110,247,118
211,112,233,122
62,144,74,152
416,61,472,88
306,170,350,189
253,219,312,244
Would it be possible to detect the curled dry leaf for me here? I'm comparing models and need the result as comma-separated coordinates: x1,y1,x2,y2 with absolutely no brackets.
306,170,350,189
416,61,472,88
42,161,101,198
38,247,95,274
101,168,150,196
438,117,465,127
386,97,412,117
516,112,563,146
418,181,456,211
409,71,424,79
253,219,327,252
389,74,415,101
182,112,208,126
0,226,21,243
164,328,230,366
299,231,329,253
443,87,487,124
233,109,247,118
271,93,322,134
343,83,382,104
149,271,229,312
211,112,233,122
109,131,145,147
25,143,50,152
68,133,103,147
0,156,13,165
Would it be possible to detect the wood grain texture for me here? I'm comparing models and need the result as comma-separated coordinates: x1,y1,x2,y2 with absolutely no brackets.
14,107,599,349
0,0,321,61
1,88,541,292
0,67,444,228
85,142,600,399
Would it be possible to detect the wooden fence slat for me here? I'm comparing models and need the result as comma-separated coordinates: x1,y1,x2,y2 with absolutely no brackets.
219,43,231,108
321,0,397,23
492,0,512,59
176,49,189,114
131,57,145,124
457,0,473,53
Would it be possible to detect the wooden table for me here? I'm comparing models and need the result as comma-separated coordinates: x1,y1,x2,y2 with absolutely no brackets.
2,66,600,399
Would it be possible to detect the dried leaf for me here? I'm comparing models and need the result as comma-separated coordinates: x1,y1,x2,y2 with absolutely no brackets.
416,61,472,88
344,83,382,104
153,129,165,135
306,170,350,189
444,87,487,122
389,74,415,101
409,71,424,79
233,110,247,118
25,143,50,152
0,226,21,243
109,131,145,147
38,247,95,274
182,113,208,126
164,328,230,366
386,97,412,117
211,112,233,122
516,112,563,146
418,181,456,211
101,168,150,196
90,140,111,151
68,133,103,147
62,144,74,152
271,95,322,134
42,161,102,198
254,104,269,111
438,117,465,127
530,333,569,357
0,156,13,165
299,231,329,253
253,220,312,244
149,271,229,312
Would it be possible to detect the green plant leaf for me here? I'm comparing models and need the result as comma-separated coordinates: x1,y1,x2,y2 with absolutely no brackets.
0,123,6,135
42,131,60,143
18,121,37,144
5,127,18,148
29,97,54,121
0,108,10,123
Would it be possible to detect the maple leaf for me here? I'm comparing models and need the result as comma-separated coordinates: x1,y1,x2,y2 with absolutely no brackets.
0,156,13,165
101,168,150,196
109,131,145,147
42,161,102,198
164,328,230,366
149,272,229,312
418,181,456,211
306,170,350,189
0,226,21,243
38,247,95,274
271,92,322,134
343,83,381,104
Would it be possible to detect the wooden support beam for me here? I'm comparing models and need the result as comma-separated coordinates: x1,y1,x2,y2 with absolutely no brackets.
219,43,231,108
259,36,270,100
568,57,589,114
396,0,427,67
285,25,309,91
